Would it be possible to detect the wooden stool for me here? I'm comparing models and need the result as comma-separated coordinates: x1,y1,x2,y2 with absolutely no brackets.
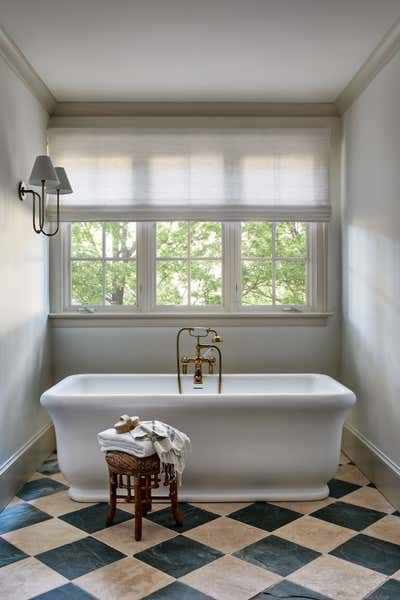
105,451,182,541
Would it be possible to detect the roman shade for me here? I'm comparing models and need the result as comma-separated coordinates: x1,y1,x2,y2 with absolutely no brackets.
47,127,331,222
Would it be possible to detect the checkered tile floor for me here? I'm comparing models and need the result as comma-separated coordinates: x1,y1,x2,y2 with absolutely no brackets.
1,452,399,600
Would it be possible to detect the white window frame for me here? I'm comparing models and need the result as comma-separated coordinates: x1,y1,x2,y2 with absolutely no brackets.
50,221,327,315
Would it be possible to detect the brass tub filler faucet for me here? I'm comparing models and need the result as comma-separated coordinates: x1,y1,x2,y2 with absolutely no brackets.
176,327,223,394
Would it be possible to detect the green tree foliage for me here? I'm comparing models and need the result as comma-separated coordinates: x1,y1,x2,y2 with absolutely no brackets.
156,222,222,306
70,221,306,307
71,222,136,306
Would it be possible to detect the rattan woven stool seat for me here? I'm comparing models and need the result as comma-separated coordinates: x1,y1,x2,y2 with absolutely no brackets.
105,450,182,541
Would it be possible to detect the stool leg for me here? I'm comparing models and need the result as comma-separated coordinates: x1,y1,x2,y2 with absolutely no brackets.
134,474,143,541
143,474,152,515
106,472,117,525
170,478,183,526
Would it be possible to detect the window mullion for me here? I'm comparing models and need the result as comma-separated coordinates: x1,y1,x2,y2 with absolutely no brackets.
272,223,276,306
137,222,153,312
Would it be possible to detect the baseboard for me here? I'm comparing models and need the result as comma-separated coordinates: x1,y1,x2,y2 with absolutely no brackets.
0,423,56,511
342,423,400,510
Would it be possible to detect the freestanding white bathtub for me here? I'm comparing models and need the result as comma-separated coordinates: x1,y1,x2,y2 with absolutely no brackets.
41,373,355,502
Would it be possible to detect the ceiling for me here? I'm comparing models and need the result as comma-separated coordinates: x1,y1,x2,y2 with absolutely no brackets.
1,0,399,103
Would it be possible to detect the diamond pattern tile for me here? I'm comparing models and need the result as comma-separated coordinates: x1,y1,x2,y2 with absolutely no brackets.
330,534,400,576
37,460,61,476
0,537,28,568
30,583,97,599
234,534,320,576
256,579,334,599
135,535,222,578
145,502,219,532
0,450,398,600
229,501,302,531
0,503,52,534
36,537,125,579
58,502,132,534
17,478,68,501
311,500,386,531
365,579,400,599
141,581,215,599
327,478,361,499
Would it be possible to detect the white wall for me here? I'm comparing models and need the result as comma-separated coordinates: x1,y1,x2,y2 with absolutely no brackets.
0,56,51,472
341,50,400,470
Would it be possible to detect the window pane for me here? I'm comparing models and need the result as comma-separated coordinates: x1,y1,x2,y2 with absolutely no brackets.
157,260,188,305
275,260,306,305
71,261,103,305
241,222,272,257
105,223,136,259
190,222,222,258
190,261,222,305
156,222,188,258
71,223,102,258
241,261,273,305
275,222,306,258
105,261,136,305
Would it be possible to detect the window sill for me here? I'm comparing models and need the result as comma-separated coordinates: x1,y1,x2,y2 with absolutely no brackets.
48,312,333,327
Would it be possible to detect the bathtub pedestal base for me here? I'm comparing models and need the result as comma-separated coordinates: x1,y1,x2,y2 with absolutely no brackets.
68,484,330,503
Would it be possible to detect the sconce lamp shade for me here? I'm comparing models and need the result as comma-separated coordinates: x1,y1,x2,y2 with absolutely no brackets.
46,167,73,195
28,155,59,188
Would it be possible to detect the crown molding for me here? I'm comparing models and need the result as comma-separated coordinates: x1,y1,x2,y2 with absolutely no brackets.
0,26,56,114
336,17,400,114
53,101,339,118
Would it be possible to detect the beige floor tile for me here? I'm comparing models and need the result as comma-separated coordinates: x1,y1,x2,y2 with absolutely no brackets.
289,555,385,600
28,472,46,482
93,518,177,554
335,464,370,486
270,497,334,514
28,490,95,516
0,557,67,600
75,556,174,600
184,516,267,553
6,496,25,508
181,554,280,600
118,501,166,515
275,515,355,553
48,472,69,485
342,486,395,513
3,518,85,554
190,502,251,516
363,515,400,545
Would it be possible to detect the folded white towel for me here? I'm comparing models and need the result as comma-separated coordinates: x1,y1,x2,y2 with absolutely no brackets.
97,428,156,458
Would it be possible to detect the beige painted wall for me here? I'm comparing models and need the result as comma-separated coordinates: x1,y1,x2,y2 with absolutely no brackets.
0,55,51,468
341,50,400,469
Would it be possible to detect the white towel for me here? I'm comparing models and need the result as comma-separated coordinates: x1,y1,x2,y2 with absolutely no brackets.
97,429,156,458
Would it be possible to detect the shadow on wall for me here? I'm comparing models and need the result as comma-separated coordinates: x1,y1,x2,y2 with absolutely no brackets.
341,223,400,466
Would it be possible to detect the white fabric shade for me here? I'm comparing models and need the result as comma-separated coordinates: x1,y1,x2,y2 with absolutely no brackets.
47,127,331,222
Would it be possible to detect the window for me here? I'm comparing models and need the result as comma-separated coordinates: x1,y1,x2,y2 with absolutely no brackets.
241,222,307,307
70,223,136,307
156,222,223,307
58,220,325,314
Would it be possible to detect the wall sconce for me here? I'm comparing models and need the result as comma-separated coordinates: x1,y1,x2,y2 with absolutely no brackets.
18,155,73,237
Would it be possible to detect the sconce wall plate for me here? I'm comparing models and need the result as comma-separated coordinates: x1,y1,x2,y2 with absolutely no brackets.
18,181,27,201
